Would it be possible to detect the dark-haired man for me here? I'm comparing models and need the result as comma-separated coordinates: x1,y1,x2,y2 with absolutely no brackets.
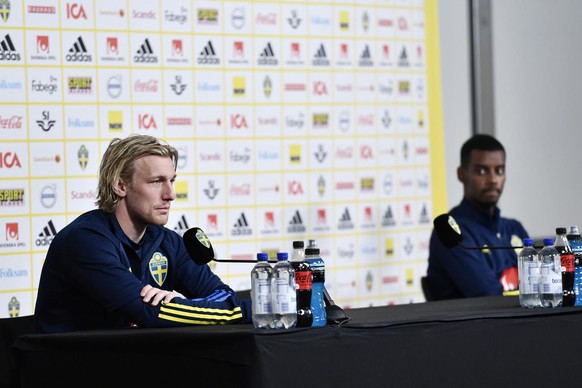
427,134,529,300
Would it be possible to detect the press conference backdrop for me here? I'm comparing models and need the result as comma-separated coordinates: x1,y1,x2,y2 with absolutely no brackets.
0,0,445,318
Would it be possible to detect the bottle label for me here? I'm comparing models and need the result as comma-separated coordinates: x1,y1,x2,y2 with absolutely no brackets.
295,270,312,290
254,279,272,314
561,254,575,272
273,278,296,314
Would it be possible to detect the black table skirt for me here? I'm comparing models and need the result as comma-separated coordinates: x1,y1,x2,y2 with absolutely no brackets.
13,295,582,387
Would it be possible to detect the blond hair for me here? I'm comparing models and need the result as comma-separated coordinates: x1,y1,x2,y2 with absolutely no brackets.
96,134,179,213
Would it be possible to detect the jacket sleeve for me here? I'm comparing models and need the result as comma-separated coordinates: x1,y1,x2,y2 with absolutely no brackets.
429,229,505,298
65,227,251,328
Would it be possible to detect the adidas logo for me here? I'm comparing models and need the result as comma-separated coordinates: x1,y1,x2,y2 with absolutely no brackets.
134,38,158,64
66,36,92,62
174,214,190,235
36,220,57,247
398,46,409,67
338,208,354,230
358,45,373,67
312,44,329,66
257,42,277,65
197,40,219,65
232,212,252,236
382,206,396,227
419,204,430,224
0,34,21,61
287,210,306,233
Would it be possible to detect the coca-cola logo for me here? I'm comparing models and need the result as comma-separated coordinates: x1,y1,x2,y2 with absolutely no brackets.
256,12,276,25
0,115,23,129
134,79,158,92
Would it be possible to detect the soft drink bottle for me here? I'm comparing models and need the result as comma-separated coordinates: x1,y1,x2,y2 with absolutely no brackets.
305,246,327,326
289,241,313,327
555,227,575,306
566,225,582,306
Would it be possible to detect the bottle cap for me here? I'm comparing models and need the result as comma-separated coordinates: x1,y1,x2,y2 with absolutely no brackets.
277,252,288,260
569,226,580,235
543,238,554,246
556,227,567,235
257,252,269,261
292,241,304,249
305,247,320,256
522,238,534,246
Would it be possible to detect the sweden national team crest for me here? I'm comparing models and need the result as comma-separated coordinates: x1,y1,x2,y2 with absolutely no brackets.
149,252,168,286
196,229,211,248
0,0,10,23
8,296,20,317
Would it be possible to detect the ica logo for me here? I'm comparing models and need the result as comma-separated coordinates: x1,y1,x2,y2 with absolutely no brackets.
66,3,87,19
138,114,157,130
0,152,22,168
230,114,247,129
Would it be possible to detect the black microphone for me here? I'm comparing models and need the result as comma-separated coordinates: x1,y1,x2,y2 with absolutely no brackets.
433,213,525,250
183,227,349,324
183,227,277,264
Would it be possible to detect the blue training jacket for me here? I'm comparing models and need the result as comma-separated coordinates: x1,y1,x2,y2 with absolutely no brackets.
34,209,251,333
427,198,529,300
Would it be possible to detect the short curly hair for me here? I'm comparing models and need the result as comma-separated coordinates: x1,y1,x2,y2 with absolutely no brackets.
460,134,505,168
95,134,179,213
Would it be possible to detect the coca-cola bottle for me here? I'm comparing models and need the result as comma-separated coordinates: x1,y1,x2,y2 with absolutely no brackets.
290,241,313,327
555,227,575,306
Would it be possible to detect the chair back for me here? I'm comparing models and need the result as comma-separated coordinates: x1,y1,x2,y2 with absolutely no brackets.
0,315,34,388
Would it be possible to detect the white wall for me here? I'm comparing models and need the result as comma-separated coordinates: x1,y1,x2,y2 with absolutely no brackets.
438,0,472,210
438,0,582,239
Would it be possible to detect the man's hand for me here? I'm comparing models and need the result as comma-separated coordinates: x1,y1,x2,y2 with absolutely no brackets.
140,284,182,306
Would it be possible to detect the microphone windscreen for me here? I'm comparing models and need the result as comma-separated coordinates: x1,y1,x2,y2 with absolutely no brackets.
183,227,215,265
433,214,463,248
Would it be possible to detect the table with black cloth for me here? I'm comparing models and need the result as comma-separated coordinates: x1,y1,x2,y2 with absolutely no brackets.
12,295,582,387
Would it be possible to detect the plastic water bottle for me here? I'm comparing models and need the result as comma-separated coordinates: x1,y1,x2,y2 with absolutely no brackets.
554,227,575,306
517,238,541,308
251,252,273,329
271,252,297,329
290,241,313,327
566,226,582,306
539,238,563,308
305,246,327,326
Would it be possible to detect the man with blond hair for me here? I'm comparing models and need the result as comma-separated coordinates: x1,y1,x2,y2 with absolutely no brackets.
35,134,250,333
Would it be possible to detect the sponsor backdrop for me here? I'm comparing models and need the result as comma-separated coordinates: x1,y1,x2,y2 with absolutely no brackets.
0,0,445,318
